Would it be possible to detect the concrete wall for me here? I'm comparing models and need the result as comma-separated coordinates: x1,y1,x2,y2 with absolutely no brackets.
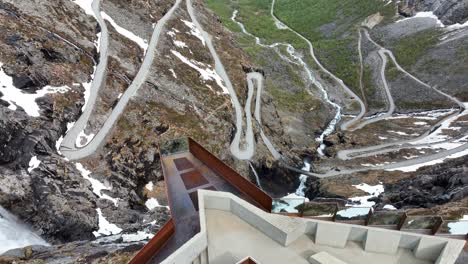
160,190,465,264
364,229,401,254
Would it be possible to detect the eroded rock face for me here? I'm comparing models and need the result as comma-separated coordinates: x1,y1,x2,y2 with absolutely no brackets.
399,0,468,25
383,156,468,209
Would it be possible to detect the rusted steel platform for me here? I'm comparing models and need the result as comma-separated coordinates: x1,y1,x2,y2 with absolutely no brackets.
128,138,272,264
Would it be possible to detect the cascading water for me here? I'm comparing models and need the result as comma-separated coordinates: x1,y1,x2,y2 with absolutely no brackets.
231,11,341,158
249,161,263,190
231,9,342,197
295,161,311,196
0,206,49,255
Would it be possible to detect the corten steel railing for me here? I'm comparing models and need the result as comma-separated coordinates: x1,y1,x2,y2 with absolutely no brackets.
129,150,177,264
128,218,175,264
188,138,273,211
129,138,273,263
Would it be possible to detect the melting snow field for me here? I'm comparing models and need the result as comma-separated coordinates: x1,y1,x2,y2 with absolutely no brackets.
101,12,148,53
387,147,468,172
71,0,94,17
75,163,119,206
122,231,154,242
171,50,228,94
145,198,168,210
347,183,384,207
396,11,445,27
27,156,41,173
93,208,122,237
181,19,206,46
0,63,70,117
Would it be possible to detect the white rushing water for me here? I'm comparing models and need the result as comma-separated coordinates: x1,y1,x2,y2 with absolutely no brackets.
295,161,311,196
0,206,49,255
230,10,341,157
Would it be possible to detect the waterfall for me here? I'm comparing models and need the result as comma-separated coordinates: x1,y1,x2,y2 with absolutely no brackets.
295,160,311,197
0,206,49,255
249,162,263,190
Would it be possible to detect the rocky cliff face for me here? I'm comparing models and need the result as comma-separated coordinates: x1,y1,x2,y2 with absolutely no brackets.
383,156,468,209
0,0,100,243
399,0,468,24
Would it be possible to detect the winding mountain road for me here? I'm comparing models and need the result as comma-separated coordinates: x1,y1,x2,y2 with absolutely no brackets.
59,0,468,180
270,0,366,131
60,0,109,156
186,0,255,160
60,0,182,160
232,1,468,178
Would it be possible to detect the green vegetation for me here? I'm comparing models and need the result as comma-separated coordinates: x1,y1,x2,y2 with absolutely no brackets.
362,65,385,110
401,216,440,230
206,0,305,48
393,29,441,68
368,211,404,225
160,138,189,156
314,38,360,92
268,79,320,113
274,0,395,94
385,55,401,81
274,0,392,40
205,0,396,110
301,203,337,217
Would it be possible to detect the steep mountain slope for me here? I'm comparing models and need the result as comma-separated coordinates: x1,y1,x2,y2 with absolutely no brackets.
0,0,468,262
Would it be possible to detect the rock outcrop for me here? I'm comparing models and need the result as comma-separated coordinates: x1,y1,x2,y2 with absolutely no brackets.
399,0,468,25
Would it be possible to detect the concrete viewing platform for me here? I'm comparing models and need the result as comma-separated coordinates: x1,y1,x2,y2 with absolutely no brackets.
129,138,465,264
130,138,272,264
149,152,266,263
154,190,465,264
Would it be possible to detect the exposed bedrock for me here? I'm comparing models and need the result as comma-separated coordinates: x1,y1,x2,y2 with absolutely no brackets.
398,0,468,25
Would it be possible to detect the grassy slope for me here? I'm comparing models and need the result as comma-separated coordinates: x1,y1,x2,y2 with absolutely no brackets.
273,0,395,96
205,0,322,113
206,0,305,48
392,29,442,69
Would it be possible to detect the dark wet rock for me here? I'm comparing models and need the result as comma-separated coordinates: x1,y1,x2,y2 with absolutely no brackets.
399,0,468,25
383,156,468,209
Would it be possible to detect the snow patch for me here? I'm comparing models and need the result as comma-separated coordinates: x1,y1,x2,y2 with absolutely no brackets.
383,204,397,210
447,221,468,235
0,63,70,117
71,0,94,17
181,19,206,46
27,156,41,173
171,50,228,94
396,11,445,27
145,181,154,191
347,183,384,207
93,208,122,237
169,69,177,79
414,121,428,126
336,207,370,218
174,40,188,49
122,231,154,242
101,12,148,53
75,163,119,206
145,198,168,210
